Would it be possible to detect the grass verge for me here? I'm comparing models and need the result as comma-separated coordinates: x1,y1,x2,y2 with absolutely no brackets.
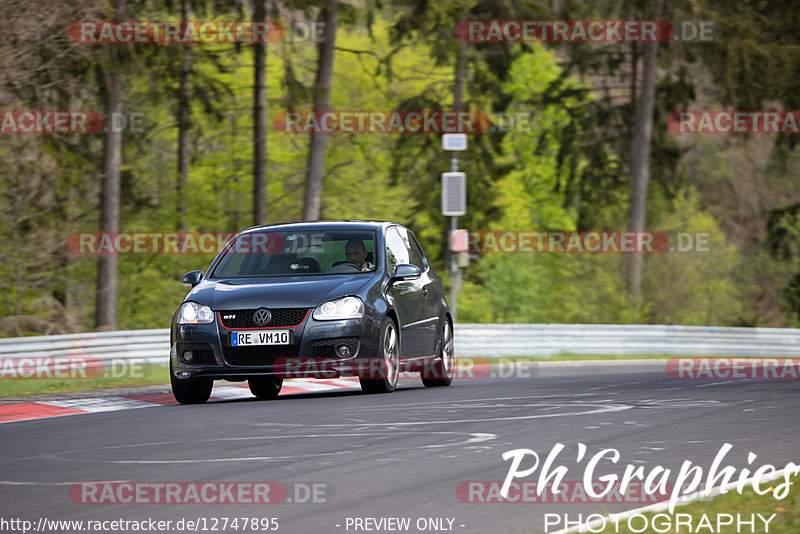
0,364,170,397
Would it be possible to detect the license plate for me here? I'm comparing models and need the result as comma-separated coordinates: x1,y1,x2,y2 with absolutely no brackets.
231,330,290,346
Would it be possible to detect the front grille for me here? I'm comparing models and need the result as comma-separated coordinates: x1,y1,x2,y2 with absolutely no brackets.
219,308,309,329
310,337,359,359
222,344,301,367
176,342,217,365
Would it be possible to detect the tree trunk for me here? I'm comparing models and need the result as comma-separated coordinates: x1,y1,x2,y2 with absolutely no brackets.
630,40,638,153
302,0,338,221
94,0,125,331
176,0,191,231
453,38,467,113
628,1,637,148
253,0,268,225
627,0,663,305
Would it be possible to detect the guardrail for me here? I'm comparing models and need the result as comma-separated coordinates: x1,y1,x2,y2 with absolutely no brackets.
0,329,169,365
453,324,800,358
0,324,798,364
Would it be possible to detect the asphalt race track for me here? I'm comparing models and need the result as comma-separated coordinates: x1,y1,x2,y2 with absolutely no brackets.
1,361,798,534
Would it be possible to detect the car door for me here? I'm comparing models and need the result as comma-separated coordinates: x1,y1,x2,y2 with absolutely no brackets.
402,228,440,356
384,226,427,357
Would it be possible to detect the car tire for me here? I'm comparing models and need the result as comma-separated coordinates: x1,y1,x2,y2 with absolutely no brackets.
170,361,213,404
360,317,400,394
422,320,454,387
248,376,283,400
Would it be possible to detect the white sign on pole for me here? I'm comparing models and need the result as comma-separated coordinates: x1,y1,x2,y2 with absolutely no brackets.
441,172,467,216
442,133,468,151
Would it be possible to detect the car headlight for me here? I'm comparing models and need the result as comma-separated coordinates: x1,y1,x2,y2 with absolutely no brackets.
313,296,364,320
177,302,214,324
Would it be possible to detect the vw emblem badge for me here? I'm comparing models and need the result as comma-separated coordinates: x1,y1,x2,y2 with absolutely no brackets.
252,308,272,326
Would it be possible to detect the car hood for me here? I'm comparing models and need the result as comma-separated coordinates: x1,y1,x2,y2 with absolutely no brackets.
186,274,377,310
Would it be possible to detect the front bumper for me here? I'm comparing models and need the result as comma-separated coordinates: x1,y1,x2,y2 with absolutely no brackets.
170,312,382,380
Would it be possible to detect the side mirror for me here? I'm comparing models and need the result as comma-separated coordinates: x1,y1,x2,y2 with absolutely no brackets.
182,270,203,287
391,263,421,282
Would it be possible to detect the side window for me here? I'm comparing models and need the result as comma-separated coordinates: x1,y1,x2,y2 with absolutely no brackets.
395,227,426,270
406,233,427,270
385,227,410,274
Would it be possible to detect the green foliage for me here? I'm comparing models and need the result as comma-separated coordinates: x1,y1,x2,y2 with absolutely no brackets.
460,253,640,324
642,188,743,326
460,46,638,325
2,1,800,332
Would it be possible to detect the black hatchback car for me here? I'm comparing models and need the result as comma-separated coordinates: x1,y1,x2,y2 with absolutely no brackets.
170,221,454,404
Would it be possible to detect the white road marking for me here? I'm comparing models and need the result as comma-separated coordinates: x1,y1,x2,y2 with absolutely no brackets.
253,402,634,428
45,397,158,412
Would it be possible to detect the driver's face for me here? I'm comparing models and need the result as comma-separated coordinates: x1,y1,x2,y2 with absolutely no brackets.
345,243,368,266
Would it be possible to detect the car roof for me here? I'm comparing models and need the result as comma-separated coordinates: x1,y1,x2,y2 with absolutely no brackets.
238,220,401,234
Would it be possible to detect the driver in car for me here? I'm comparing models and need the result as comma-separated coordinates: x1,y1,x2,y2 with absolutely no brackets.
345,239,373,271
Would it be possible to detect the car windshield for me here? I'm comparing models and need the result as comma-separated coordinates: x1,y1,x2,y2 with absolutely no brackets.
209,229,378,278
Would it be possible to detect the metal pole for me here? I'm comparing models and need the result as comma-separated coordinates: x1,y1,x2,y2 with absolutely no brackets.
450,155,458,322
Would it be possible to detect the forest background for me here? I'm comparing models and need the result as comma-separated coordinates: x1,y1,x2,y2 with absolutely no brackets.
2,0,800,335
